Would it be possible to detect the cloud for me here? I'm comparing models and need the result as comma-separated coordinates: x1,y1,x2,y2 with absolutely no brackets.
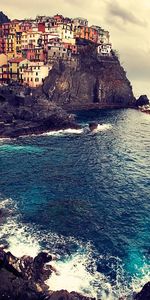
106,0,146,27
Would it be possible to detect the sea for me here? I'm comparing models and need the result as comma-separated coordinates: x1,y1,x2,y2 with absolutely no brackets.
0,108,150,299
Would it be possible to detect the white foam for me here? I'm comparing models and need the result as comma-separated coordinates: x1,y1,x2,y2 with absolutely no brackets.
0,197,149,300
46,252,111,299
41,128,83,136
92,124,112,133
131,263,150,293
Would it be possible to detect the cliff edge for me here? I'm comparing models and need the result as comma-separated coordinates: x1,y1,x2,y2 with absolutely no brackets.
41,46,135,110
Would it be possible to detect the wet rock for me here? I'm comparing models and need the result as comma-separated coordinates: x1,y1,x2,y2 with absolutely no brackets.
89,122,98,131
134,282,150,300
0,248,94,300
0,87,78,138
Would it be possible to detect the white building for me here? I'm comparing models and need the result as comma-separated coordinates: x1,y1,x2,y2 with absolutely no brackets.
97,44,112,56
21,32,41,49
21,62,49,87
73,17,88,27
19,59,31,82
57,24,75,45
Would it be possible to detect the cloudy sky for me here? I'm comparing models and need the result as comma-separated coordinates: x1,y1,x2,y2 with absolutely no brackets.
1,0,150,98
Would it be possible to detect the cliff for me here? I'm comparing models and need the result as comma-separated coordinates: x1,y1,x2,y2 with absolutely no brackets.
41,46,135,110
0,45,136,138
0,85,78,138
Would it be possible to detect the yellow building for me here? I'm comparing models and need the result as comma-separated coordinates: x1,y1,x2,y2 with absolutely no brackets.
5,32,22,58
9,20,21,35
9,57,24,81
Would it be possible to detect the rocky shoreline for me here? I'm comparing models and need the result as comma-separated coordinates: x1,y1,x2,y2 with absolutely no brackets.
0,84,82,138
0,244,149,300
0,82,145,139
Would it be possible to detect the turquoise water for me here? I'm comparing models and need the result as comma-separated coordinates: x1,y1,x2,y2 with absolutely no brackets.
0,109,150,299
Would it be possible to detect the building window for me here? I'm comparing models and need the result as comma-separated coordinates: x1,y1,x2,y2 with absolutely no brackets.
35,78,39,82
36,72,38,75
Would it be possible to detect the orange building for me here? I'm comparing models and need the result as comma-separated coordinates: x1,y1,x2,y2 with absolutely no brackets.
75,26,98,43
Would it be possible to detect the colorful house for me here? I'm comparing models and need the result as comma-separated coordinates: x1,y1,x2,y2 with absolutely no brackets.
21,32,41,49
8,57,24,80
0,37,6,53
21,62,49,87
62,43,78,54
0,53,7,66
75,26,98,43
47,42,69,61
53,14,64,24
0,64,9,83
38,22,45,33
19,59,31,82
97,44,112,56
1,23,11,37
22,47,46,62
73,17,88,27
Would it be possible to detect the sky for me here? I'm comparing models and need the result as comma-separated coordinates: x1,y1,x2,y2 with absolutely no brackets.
1,0,150,98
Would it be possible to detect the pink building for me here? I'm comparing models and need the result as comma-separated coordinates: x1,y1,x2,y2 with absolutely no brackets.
63,43,78,54
22,47,46,62
20,22,32,32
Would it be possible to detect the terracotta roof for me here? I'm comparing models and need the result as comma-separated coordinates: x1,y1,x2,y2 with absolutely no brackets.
9,58,24,63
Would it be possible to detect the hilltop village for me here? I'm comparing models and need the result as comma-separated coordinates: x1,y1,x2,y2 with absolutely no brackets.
0,14,112,88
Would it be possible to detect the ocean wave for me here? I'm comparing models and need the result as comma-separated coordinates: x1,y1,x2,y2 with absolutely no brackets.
37,124,112,137
0,137,12,144
0,196,149,299
41,128,84,136
0,144,44,153
91,124,112,133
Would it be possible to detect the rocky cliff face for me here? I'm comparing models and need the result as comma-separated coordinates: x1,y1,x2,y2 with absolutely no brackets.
41,47,135,110
0,86,77,138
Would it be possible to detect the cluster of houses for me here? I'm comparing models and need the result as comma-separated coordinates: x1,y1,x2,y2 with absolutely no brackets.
0,14,112,87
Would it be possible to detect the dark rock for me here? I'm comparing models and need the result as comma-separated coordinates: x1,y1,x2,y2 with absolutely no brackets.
0,11,10,24
89,122,98,131
136,95,149,107
41,51,135,110
134,282,150,300
0,248,94,300
0,87,78,138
